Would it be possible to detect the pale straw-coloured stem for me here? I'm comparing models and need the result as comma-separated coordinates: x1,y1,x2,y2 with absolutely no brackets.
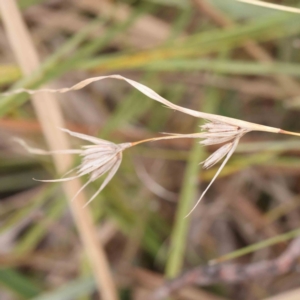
279,130,300,138
4,73,300,137
237,0,300,14
0,2,117,299
130,133,202,147
0,74,281,134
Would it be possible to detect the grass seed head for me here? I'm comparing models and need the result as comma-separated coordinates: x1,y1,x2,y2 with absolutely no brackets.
7,74,300,216
18,128,131,207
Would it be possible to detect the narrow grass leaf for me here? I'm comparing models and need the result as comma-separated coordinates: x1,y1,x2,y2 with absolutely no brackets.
0,268,40,299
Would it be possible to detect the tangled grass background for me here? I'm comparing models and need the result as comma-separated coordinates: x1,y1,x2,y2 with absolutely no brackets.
1,1,300,300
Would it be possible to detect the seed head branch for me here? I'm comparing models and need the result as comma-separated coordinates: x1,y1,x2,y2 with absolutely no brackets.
17,129,205,207
7,74,300,215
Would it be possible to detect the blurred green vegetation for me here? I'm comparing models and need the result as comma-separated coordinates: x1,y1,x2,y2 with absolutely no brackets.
1,0,300,299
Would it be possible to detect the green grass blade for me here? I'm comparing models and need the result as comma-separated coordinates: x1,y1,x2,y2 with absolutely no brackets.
80,14,300,71
32,277,95,300
0,268,41,299
164,129,204,277
14,196,67,254
143,59,300,77
211,227,300,264
165,47,228,277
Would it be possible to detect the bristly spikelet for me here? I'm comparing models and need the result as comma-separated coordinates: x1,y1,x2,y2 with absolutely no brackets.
17,128,131,207
183,120,250,217
199,120,249,172
202,142,233,169
200,121,249,146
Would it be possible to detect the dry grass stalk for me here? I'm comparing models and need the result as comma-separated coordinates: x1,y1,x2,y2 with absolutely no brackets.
5,74,300,217
0,1,117,299
237,0,300,13
1,74,286,132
